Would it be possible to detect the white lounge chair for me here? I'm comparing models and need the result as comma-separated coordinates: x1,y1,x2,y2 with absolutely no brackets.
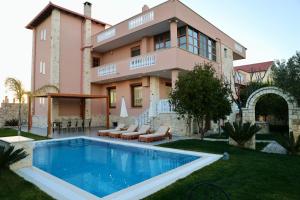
138,126,171,142
121,125,151,140
108,124,138,138
97,124,125,136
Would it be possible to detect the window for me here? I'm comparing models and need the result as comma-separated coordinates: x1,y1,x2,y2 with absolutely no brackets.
107,87,116,108
40,29,46,41
154,32,170,50
177,26,187,50
131,84,143,107
187,27,199,55
92,57,100,67
224,48,228,58
200,33,208,58
39,98,45,105
131,46,140,57
178,25,217,61
208,39,216,61
39,61,46,74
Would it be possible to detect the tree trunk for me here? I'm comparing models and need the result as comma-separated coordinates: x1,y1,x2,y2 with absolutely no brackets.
196,117,204,139
18,103,21,136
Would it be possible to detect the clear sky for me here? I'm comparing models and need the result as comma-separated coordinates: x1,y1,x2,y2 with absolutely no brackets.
0,0,299,102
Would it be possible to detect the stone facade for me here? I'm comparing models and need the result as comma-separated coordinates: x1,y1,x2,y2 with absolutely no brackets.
242,87,300,146
83,17,92,119
50,9,61,122
152,113,191,136
0,103,28,127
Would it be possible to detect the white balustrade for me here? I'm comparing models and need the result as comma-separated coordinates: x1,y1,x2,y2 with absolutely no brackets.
234,43,243,53
97,28,116,43
128,11,154,30
156,99,174,113
97,64,117,77
129,55,156,70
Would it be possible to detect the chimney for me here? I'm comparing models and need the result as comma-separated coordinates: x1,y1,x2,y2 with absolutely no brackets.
142,5,149,12
84,2,92,17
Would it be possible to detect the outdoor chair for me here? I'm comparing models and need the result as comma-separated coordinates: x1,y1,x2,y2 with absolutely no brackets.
98,123,126,136
138,126,171,142
121,125,151,140
69,119,77,131
84,119,92,130
77,119,84,131
61,119,69,132
108,124,138,138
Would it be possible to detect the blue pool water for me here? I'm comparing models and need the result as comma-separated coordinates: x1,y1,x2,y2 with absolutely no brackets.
33,138,199,198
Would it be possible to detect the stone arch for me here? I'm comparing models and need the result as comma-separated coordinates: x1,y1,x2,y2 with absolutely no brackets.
242,86,300,136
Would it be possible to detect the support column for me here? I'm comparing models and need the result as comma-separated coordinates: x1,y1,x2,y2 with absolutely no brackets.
170,20,178,48
106,97,110,128
141,37,148,54
82,17,92,120
50,9,60,124
149,77,160,117
47,96,52,138
27,96,32,132
171,69,179,89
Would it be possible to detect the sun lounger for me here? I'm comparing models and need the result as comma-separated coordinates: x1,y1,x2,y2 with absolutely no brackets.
138,126,171,142
97,124,125,136
121,125,151,140
108,124,138,138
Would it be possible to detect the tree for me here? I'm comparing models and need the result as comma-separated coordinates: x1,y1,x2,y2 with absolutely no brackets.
169,63,232,138
5,77,59,135
272,51,300,103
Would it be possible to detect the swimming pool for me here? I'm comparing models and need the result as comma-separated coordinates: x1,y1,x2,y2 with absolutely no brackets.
19,137,222,200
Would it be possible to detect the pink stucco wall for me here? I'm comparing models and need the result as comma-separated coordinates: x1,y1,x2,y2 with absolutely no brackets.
33,16,51,116
90,77,171,117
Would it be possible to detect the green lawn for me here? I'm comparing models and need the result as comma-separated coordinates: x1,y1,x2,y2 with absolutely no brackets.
0,128,53,200
0,128,48,140
145,140,300,200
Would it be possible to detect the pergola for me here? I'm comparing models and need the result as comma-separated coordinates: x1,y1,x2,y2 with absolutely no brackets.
27,93,110,137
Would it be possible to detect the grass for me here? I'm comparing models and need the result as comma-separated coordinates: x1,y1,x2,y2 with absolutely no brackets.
0,169,54,200
0,128,53,200
0,128,48,140
145,139,300,200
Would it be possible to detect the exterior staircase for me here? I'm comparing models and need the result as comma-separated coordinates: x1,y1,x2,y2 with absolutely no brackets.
136,99,174,128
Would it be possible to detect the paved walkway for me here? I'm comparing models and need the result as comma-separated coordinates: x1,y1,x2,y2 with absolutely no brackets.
22,126,188,146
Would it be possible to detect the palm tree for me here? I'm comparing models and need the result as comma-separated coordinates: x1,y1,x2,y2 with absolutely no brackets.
5,77,59,135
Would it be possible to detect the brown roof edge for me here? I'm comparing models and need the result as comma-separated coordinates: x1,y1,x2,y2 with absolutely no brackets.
26,2,110,29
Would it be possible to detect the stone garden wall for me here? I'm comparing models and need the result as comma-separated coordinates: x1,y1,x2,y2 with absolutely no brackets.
242,87,300,139
0,103,28,127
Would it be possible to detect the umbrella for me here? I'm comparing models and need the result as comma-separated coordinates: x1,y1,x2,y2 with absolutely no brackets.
120,96,128,118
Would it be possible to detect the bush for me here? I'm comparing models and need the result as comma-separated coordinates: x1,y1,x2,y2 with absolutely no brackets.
222,122,261,146
278,132,300,155
4,119,19,127
0,145,28,172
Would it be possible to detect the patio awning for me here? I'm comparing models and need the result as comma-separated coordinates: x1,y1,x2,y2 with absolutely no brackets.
28,93,110,137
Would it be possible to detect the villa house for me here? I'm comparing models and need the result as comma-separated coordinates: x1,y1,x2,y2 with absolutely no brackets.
26,0,246,136
234,61,273,86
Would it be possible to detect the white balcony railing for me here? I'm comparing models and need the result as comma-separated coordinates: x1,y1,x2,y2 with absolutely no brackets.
97,64,117,77
156,99,174,113
234,43,243,53
96,28,116,43
129,55,156,70
128,11,154,30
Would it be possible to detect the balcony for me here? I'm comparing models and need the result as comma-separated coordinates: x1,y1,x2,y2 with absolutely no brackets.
91,47,218,83
92,2,176,53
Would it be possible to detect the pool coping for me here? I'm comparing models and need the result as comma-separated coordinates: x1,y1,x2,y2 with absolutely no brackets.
17,136,222,200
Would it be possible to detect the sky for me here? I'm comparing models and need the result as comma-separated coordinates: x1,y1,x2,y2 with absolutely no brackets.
0,0,299,103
